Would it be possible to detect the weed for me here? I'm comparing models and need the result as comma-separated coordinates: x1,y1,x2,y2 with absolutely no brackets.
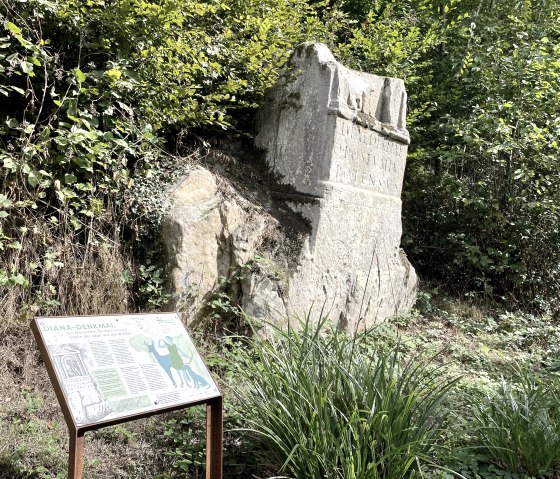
137,258,172,308
0,207,134,329
162,403,261,479
425,452,535,479
469,367,560,477
234,315,460,479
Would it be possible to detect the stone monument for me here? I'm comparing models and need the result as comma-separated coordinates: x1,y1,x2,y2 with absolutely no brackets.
252,42,417,330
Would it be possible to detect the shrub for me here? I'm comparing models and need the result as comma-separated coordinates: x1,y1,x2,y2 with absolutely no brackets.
236,317,459,479
0,206,135,329
337,0,560,309
400,0,560,307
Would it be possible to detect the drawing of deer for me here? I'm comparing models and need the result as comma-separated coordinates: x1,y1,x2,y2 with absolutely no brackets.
145,341,185,387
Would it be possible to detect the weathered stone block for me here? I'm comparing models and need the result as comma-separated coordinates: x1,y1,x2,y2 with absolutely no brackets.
163,43,417,331
254,42,417,330
162,167,246,320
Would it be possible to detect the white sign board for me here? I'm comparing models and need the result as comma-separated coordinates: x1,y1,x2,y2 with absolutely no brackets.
33,313,220,427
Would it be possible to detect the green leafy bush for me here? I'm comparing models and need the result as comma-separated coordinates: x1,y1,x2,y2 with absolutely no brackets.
49,0,343,132
337,0,560,309
399,0,560,307
236,317,459,478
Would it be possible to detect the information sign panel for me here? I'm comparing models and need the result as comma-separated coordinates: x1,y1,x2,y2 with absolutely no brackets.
31,313,223,479
33,313,220,427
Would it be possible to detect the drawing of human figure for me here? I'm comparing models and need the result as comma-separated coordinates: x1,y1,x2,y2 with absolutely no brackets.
159,336,193,387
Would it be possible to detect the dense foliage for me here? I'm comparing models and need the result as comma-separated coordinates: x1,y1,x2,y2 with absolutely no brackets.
235,318,458,479
360,0,560,309
332,0,560,310
1,0,559,312
405,0,560,310
471,369,560,476
162,307,560,479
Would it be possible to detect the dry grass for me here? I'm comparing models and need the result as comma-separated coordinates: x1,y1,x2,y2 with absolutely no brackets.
1,321,73,478
0,212,133,329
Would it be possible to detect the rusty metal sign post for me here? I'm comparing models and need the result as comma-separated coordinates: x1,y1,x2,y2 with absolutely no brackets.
31,313,223,479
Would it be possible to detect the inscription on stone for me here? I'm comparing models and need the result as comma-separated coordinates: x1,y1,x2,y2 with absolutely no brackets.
331,122,407,197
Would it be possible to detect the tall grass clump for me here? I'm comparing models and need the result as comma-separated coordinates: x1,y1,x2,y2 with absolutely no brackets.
236,317,459,479
470,368,560,477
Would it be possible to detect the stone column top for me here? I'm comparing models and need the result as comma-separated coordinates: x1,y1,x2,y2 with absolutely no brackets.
290,42,410,145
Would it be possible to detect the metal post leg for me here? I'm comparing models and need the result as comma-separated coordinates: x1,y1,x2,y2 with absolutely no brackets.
68,429,85,479
206,396,223,479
